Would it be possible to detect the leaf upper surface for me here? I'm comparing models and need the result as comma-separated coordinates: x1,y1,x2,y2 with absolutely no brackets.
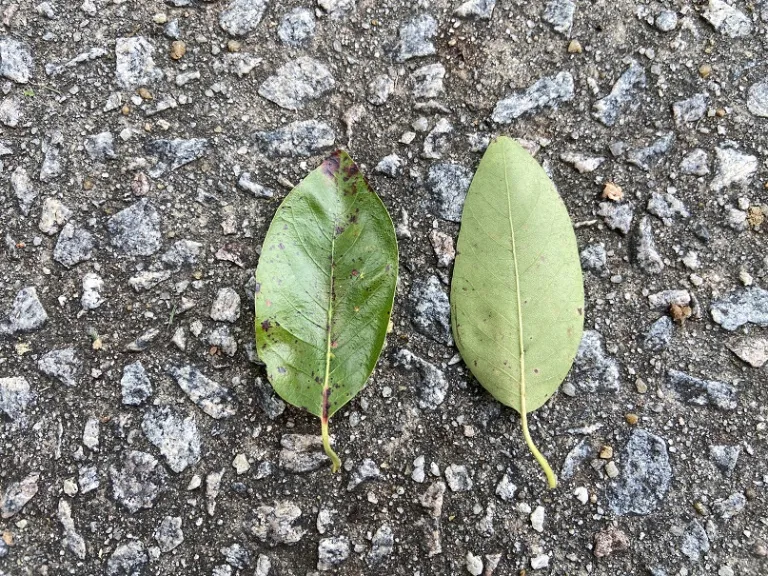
451,136,584,414
254,150,398,421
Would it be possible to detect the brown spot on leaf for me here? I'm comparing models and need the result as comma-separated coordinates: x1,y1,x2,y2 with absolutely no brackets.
331,340,338,348
321,151,342,176
351,269,359,277
577,307,583,316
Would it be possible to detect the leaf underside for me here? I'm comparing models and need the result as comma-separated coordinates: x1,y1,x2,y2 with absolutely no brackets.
450,136,585,485
254,150,398,427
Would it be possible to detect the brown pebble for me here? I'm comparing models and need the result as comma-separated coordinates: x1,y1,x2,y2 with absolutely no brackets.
625,413,639,426
599,446,614,459
138,87,152,100
602,181,624,201
716,108,726,117
2,531,13,546
227,40,242,53
170,40,186,60
699,64,712,78
83,179,93,191
567,39,583,54
120,104,130,115
694,501,710,516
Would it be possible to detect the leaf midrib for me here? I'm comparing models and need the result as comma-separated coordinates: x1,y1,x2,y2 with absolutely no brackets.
503,144,527,411
322,214,337,420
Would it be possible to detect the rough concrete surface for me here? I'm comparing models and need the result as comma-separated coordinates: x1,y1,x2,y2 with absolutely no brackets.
0,0,767,575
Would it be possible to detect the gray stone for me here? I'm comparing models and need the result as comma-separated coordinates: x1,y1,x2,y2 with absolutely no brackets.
627,133,674,170
725,207,747,231
648,289,690,310
317,536,350,571
655,10,678,31
367,75,394,105
495,472,518,500
258,57,334,110
237,173,275,198
244,501,305,545
667,369,738,410
253,376,286,420
710,287,768,331
207,325,237,357
347,459,381,491
78,466,99,494
681,520,709,561
454,0,496,19
710,145,757,191
53,223,95,268
11,166,36,215
709,445,740,476
278,8,316,45
561,438,595,480
593,61,646,126
0,472,39,518
703,0,751,37
643,316,674,352
0,37,33,83
121,362,152,405
608,429,672,515
38,348,80,387
492,72,574,123
145,138,209,175
368,524,394,566
580,244,607,273
81,273,104,310
154,516,184,553
39,197,72,235
0,376,33,427
142,405,201,473
411,63,445,99
210,287,241,323
426,162,472,222
543,0,575,35
396,14,437,62
560,152,605,173
161,240,202,270
212,566,232,576
128,271,171,292
106,541,147,576
672,93,708,124
747,81,768,117
110,451,166,513
58,499,86,560
727,336,768,367
39,129,64,182
164,19,180,39
571,330,620,393
221,543,251,568
83,417,99,450
255,555,271,576
254,120,335,157
279,434,328,473
220,0,268,37
596,201,634,235
395,349,448,410
445,464,473,492
0,287,48,337
680,149,709,175
713,492,746,519
318,0,355,19
633,217,664,274
168,365,237,419
84,132,116,162
422,118,452,159
409,275,452,345
647,192,689,226
115,37,162,89
107,199,162,256
375,154,404,177
0,96,21,126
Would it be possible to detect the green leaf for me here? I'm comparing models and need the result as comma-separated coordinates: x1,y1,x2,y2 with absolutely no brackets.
450,136,585,488
254,150,398,472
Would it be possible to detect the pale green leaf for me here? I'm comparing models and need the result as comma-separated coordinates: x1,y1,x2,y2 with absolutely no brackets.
450,136,585,488
254,150,398,471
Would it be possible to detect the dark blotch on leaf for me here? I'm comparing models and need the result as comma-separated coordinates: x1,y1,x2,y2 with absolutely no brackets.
261,319,271,331
277,366,287,374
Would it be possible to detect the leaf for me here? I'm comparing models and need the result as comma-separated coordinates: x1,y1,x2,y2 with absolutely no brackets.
450,136,584,488
254,150,398,472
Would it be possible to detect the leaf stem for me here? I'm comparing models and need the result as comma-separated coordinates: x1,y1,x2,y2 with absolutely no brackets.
520,407,557,489
321,417,341,473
